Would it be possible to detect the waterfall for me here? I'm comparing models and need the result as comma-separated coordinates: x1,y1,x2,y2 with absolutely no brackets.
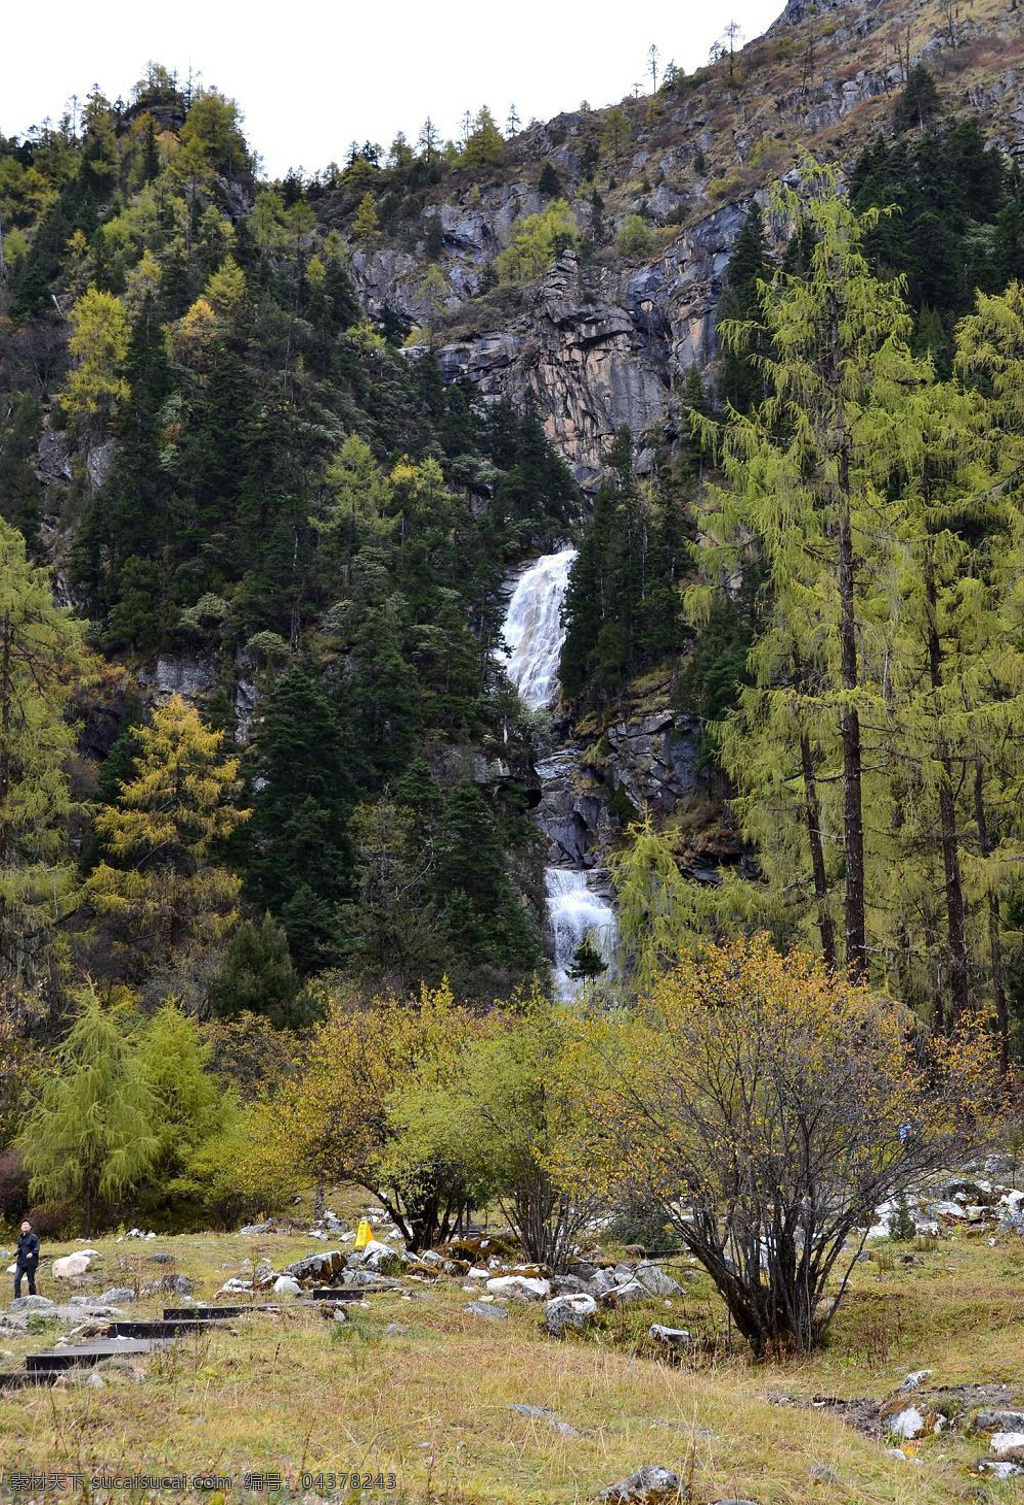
546,867,617,1001
499,547,578,711
500,548,618,1000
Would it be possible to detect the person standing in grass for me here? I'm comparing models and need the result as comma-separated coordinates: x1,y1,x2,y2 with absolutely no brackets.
14,1220,40,1297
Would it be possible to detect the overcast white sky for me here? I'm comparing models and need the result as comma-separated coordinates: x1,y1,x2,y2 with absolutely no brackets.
3,0,783,179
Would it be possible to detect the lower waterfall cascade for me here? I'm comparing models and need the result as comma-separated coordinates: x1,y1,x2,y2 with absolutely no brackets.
500,549,618,1000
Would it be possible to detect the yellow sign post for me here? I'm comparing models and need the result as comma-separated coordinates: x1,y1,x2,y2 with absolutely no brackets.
354,1219,372,1250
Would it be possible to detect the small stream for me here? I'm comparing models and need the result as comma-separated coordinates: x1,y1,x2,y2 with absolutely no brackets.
500,551,617,1000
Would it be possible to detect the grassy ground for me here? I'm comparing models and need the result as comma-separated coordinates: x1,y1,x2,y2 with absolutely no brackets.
0,1216,1022,1505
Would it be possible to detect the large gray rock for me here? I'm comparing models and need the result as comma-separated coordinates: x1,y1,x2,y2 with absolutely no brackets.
635,1264,682,1298
138,654,218,704
975,1410,1024,1433
545,1293,598,1336
99,1287,138,1304
10,1295,53,1312
588,1268,622,1298
465,1300,509,1322
596,1465,683,1502
437,251,668,488
602,1279,648,1306
52,1252,92,1279
285,1249,347,1284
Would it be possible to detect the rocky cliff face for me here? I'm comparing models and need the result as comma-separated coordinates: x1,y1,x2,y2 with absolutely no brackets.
344,0,1022,482
430,200,757,485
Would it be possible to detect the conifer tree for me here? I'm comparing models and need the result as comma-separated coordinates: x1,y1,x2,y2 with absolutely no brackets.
715,204,770,413
568,933,608,988
88,695,248,971
17,985,157,1235
135,1000,234,1225
208,911,304,1028
0,520,91,979
693,170,930,979
240,660,355,969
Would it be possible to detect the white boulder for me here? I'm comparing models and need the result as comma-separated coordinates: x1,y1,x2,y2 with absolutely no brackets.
52,1253,92,1279
485,1275,550,1302
545,1293,598,1335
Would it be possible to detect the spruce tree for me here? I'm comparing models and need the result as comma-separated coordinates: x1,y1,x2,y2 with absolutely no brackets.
716,205,771,414
241,659,355,969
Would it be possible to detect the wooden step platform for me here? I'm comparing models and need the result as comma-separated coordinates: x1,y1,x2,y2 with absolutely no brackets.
310,1285,395,1301
163,1303,283,1320
107,1318,229,1340
25,1337,166,1373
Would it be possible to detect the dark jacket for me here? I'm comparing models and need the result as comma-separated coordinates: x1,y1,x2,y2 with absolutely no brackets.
16,1231,39,1266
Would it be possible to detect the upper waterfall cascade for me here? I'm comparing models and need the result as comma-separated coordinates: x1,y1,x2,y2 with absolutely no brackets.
499,547,617,999
499,547,578,711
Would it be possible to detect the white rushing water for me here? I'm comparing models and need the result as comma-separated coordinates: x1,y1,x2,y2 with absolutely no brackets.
499,547,578,711
546,867,617,1000
499,547,618,999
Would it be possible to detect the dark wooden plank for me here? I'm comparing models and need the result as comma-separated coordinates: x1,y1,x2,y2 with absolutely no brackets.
25,1338,165,1372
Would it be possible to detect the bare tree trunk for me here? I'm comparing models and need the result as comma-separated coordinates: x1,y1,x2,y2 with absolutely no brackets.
799,731,837,971
836,493,867,978
974,759,1008,1071
925,565,970,1025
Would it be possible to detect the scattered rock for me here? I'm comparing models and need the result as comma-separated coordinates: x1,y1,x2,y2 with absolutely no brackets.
545,1293,598,1336
384,1322,408,1337
588,1268,622,1298
978,1458,1024,1478
52,1253,92,1279
485,1275,550,1302
602,1279,648,1306
595,1465,683,1502
885,1405,944,1440
510,1403,581,1437
466,1300,509,1322
634,1264,682,1298
990,1431,1024,1456
148,1252,174,1265
272,1275,301,1297
344,1269,396,1290
98,1287,137,1304
648,1324,691,1351
551,1273,591,1296
974,1410,1024,1433
10,1295,54,1312
898,1369,933,1393
347,1238,395,1270
285,1249,347,1285
809,1465,837,1483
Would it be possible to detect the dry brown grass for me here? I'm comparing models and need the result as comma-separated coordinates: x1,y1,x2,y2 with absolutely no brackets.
0,1221,1022,1502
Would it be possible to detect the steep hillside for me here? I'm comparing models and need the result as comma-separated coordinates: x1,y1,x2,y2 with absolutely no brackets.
0,0,1022,1013
333,0,1023,479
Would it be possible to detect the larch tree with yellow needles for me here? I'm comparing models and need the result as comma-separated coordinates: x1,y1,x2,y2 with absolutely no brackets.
87,694,249,974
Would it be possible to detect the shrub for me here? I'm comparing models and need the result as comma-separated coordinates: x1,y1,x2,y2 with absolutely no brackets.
560,937,997,1356
496,200,580,284
615,214,658,259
